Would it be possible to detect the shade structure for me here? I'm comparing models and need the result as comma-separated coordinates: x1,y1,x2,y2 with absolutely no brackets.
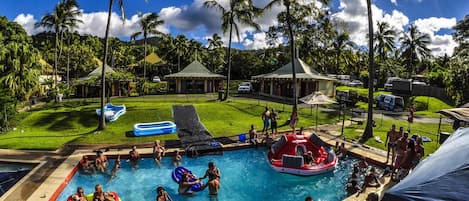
382,127,469,201
143,52,165,64
300,91,337,130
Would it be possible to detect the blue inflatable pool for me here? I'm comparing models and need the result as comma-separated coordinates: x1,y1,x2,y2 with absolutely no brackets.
96,103,126,122
171,166,203,192
133,121,177,136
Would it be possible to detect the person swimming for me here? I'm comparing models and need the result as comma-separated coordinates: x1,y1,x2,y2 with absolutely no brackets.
178,173,202,195
156,186,173,201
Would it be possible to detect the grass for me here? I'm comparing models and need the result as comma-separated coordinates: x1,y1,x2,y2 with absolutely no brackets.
412,96,453,118
0,95,341,150
336,86,454,116
341,118,453,157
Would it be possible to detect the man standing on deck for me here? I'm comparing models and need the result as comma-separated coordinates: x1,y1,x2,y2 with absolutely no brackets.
385,124,401,166
261,107,271,135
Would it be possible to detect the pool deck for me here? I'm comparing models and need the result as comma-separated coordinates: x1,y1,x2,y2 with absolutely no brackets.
0,122,393,201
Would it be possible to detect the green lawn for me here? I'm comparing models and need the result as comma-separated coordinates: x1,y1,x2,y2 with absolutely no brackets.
341,118,453,157
336,86,454,117
412,96,453,118
0,95,341,150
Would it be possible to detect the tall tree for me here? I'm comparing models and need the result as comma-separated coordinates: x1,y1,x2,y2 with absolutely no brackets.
36,0,82,89
332,31,354,74
208,33,223,50
204,0,261,100
264,0,329,109
374,21,396,61
400,25,431,78
174,35,189,71
207,33,225,72
131,13,164,80
362,0,375,139
98,0,125,130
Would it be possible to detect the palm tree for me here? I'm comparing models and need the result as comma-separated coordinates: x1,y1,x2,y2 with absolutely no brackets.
204,0,261,101
131,13,164,80
208,33,223,50
374,22,396,61
98,0,125,130
174,35,189,71
264,0,329,109
36,0,82,89
400,25,431,78
362,0,375,139
333,31,354,74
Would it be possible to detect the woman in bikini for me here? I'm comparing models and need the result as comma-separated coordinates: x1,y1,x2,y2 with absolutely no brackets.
199,162,221,182
153,140,166,167
93,184,115,201
95,152,108,173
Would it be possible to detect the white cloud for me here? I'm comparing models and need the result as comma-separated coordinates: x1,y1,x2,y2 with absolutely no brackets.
390,0,398,5
14,13,43,35
333,0,410,47
414,17,456,35
414,17,457,57
243,32,283,49
13,11,168,39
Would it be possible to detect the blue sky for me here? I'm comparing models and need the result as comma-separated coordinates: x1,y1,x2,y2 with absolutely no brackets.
2,0,468,56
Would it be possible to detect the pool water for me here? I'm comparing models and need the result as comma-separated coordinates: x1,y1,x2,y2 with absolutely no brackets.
57,149,357,201
0,162,34,172
0,162,34,197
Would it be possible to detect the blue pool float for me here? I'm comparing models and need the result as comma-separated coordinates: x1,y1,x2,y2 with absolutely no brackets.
171,166,203,192
96,103,126,122
133,121,177,136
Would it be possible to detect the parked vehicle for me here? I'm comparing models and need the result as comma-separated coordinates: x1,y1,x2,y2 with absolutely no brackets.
237,82,252,93
348,80,363,87
375,94,405,112
336,90,358,107
152,76,161,83
384,77,401,91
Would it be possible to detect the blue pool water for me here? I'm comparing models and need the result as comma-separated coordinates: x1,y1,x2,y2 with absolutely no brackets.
57,149,357,201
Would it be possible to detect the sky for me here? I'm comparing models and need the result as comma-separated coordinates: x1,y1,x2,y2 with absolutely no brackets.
1,0,468,57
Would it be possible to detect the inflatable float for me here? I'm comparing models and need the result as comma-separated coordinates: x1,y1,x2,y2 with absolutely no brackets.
67,192,121,201
171,166,203,192
267,133,338,176
133,121,177,136
96,103,126,122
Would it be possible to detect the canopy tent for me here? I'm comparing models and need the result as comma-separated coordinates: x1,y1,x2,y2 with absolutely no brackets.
143,52,165,64
382,127,469,201
300,91,337,131
436,108,469,122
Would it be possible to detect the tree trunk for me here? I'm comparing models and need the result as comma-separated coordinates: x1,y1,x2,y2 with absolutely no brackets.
54,30,58,91
98,0,114,130
286,2,298,109
363,0,374,139
224,12,234,101
144,36,147,81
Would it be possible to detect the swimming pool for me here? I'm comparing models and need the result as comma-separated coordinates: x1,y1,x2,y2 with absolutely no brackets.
57,149,357,201
0,162,35,197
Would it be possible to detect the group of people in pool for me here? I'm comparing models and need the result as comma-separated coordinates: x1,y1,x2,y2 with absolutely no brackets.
345,157,382,196
78,141,181,179
156,161,221,201
69,185,118,201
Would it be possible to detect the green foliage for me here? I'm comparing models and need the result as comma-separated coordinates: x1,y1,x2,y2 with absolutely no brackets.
142,81,167,94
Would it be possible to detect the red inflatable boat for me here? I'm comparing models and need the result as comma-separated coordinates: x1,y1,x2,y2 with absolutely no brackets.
267,133,338,176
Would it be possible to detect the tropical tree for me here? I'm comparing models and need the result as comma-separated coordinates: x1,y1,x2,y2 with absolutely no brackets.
98,0,125,130
374,21,396,61
332,31,354,74
207,33,225,72
264,0,329,109
131,13,164,80
400,25,431,78
174,35,189,71
36,0,82,89
204,0,261,100
362,0,375,139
